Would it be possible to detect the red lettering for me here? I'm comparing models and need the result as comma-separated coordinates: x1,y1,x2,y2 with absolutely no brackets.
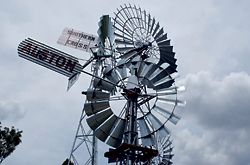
65,59,77,73
56,56,66,68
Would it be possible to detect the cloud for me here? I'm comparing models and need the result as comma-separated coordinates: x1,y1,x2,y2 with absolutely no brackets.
173,71,250,165
0,100,25,121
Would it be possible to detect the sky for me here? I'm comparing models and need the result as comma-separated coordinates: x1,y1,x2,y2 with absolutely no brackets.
1,0,250,165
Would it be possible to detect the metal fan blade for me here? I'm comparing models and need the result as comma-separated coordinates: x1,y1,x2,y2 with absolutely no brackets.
154,28,164,40
153,103,181,125
157,125,170,139
163,140,172,150
116,47,135,53
153,105,172,120
113,24,133,38
158,45,173,53
103,66,120,84
122,5,136,31
143,10,147,29
137,61,146,77
93,77,115,92
156,86,184,94
85,90,110,101
149,17,156,34
158,97,186,107
141,135,155,146
84,101,110,116
138,118,152,137
115,39,134,45
162,159,173,165
147,13,152,34
94,115,118,142
155,33,168,43
146,112,164,131
120,49,138,60
138,7,145,29
114,32,133,42
106,118,126,147
86,108,113,130
152,22,160,37
149,67,171,84
139,63,153,78
158,40,170,47
159,54,177,68
163,154,174,160
116,65,127,80
153,79,175,91
164,147,173,153
144,64,159,80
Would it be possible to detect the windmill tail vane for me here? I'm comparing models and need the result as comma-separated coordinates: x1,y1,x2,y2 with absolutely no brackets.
17,4,185,165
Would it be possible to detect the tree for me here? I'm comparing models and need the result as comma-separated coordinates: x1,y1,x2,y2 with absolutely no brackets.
0,122,22,164
62,158,74,165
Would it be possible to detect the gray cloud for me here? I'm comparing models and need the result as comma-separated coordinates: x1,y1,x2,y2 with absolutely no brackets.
0,100,25,121
1,0,250,164
173,71,250,165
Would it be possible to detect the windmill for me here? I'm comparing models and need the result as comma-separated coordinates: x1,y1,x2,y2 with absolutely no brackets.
17,4,185,165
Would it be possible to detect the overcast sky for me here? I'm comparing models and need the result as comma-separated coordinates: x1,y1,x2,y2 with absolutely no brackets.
1,0,250,165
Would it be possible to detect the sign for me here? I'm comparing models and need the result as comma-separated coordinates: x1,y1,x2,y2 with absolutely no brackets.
57,27,98,52
18,38,83,77
67,73,80,91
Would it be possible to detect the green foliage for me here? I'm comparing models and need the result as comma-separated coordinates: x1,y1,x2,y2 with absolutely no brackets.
0,122,22,164
62,158,74,165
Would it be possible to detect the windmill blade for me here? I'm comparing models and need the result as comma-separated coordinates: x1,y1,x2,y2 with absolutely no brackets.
113,24,133,39
157,125,170,139
152,22,160,37
119,49,139,60
148,67,170,84
162,159,173,165
115,38,134,45
84,101,110,116
86,108,113,130
93,77,116,92
153,79,175,91
158,39,171,47
153,105,180,125
163,154,174,160
146,112,164,131
138,62,153,78
164,147,173,153
154,28,164,41
116,65,128,80
94,115,118,142
116,47,135,53
158,97,186,107
146,13,152,35
114,32,133,43
163,140,172,150
141,135,155,146
155,33,168,43
103,65,120,84
106,118,126,147
138,118,152,137
84,90,110,101
149,17,156,34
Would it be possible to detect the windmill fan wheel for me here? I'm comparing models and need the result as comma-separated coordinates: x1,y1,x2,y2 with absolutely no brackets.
83,4,185,149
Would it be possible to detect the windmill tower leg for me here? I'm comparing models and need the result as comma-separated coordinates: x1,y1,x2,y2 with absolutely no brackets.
68,109,97,165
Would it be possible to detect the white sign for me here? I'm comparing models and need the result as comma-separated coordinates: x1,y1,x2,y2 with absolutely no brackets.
18,38,83,77
57,28,98,52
